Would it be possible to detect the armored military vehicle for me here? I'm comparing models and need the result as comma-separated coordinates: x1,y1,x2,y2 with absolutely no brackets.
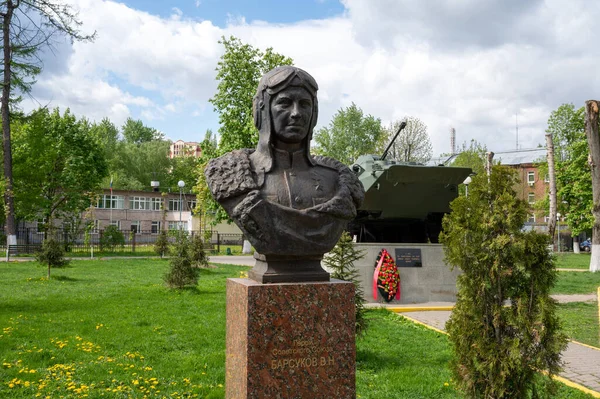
348,122,472,243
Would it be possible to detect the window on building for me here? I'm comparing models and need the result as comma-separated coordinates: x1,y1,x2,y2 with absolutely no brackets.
168,221,188,230
151,198,162,211
130,221,141,233
544,216,550,223
109,220,121,229
527,214,536,223
528,193,535,204
92,220,99,233
130,196,150,210
544,174,550,183
151,221,161,234
168,199,181,211
97,195,125,209
527,171,535,184
187,200,197,211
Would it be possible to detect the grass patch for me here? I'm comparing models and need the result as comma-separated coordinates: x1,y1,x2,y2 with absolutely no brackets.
555,253,592,270
552,271,600,295
0,260,595,398
557,302,600,348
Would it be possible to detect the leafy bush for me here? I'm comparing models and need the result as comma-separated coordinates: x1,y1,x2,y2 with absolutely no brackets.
439,166,567,399
323,231,368,335
164,231,199,289
190,233,209,268
36,237,69,278
100,225,125,251
154,230,170,258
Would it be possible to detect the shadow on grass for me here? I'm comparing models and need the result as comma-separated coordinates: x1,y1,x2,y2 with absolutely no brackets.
356,347,401,372
51,275,79,282
164,286,202,295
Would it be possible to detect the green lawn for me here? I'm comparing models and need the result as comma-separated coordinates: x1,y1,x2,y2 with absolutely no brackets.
557,302,600,348
555,253,593,270
552,271,600,295
0,260,595,398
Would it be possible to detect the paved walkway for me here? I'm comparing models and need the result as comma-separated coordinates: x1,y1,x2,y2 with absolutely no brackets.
401,309,600,396
209,255,254,266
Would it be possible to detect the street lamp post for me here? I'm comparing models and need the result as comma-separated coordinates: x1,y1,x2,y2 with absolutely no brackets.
463,175,472,197
178,180,185,230
557,212,561,252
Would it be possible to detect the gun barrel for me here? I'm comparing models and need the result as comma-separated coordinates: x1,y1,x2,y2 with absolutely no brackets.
381,121,407,161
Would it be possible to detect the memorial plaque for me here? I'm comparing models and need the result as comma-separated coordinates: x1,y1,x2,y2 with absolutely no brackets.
395,248,423,267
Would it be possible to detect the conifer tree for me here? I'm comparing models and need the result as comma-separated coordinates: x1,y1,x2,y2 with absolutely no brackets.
164,231,198,289
440,166,567,399
190,233,209,268
154,229,169,258
323,231,368,335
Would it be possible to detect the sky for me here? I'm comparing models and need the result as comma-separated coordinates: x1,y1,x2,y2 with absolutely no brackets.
22,0,600,158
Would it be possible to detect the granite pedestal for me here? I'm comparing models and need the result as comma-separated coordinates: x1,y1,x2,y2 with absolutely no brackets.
226,278,356,399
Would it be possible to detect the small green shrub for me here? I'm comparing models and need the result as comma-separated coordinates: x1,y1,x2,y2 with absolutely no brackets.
164,231,198,289
35,237,69,279
323,231,368,335
100,225,125,251
154,230,170,258
190,234,209,268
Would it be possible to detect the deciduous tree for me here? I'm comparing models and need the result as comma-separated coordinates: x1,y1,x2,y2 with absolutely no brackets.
313,103,385,165
121,117,163,144
383,117,432,163
109,140,172,191
1,0,95,246
545,104,593,251
12,108,108,228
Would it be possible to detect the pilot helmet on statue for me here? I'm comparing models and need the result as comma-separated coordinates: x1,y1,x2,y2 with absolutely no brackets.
249,65,319,175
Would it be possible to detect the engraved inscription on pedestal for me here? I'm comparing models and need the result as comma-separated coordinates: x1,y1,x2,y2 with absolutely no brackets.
269,338,336,371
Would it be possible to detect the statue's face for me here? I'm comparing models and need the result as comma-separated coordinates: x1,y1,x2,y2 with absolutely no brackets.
270,86,313,145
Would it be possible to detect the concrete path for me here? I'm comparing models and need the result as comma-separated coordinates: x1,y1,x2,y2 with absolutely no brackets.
402,310,600,396
208,255,254,266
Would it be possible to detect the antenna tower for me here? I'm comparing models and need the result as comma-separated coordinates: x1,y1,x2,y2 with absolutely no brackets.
450,127,456,155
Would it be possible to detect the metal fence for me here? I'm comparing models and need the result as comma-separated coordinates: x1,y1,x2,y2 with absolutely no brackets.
1,228,245,256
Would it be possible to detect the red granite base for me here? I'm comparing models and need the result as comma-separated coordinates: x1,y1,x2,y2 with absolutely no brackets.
226,278,356,399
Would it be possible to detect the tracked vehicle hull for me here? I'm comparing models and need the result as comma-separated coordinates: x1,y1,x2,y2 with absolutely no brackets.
348,155,471,243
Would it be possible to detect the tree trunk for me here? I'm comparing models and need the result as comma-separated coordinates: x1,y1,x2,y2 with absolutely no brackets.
1,1,17,251
546,133,557,242
584,100,600,272
573,236,580,254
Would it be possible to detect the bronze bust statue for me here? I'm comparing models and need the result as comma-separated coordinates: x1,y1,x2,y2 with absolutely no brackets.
205,66,364,283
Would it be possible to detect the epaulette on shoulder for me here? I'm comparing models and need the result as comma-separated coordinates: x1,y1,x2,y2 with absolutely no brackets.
205,149,258,201
313,155,365,209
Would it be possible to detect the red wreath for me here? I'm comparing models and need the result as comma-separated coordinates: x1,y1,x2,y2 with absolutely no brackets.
373,249,401,302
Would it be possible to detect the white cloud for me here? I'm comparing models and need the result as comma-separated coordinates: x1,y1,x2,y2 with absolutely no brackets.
26,0,600,157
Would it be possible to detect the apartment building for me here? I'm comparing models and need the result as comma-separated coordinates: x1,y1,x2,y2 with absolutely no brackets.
169,140,201,159
90,189,197,233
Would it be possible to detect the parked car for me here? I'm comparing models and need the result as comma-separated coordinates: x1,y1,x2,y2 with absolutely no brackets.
580,239,591,252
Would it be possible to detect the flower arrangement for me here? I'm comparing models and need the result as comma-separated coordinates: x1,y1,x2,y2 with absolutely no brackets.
373,249,400,302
